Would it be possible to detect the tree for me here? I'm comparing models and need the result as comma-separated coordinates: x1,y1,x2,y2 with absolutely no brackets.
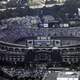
63,0,80,13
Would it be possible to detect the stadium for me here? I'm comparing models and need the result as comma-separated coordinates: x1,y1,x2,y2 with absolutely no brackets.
0,0,80,80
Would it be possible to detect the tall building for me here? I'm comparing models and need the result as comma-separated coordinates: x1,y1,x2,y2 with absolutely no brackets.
28,0,66,6
55,0,66,3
